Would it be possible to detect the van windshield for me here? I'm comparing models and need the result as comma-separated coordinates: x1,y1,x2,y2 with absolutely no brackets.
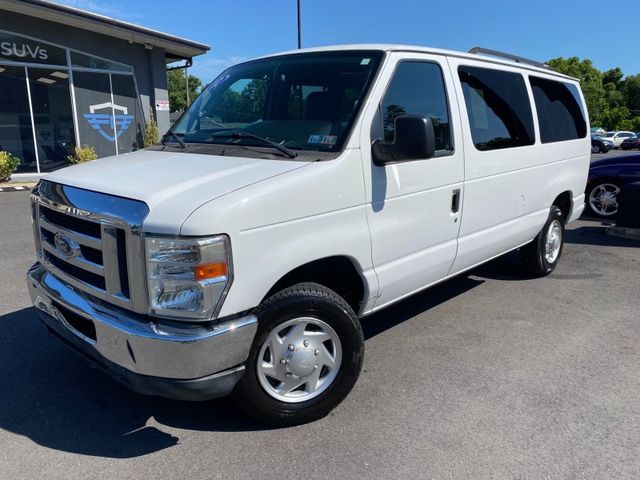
171,51,384,155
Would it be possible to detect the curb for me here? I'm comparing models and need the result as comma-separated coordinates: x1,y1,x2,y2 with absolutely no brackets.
0,186,31,193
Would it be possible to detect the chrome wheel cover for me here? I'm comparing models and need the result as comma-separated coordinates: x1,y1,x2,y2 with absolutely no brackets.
544,219,562,264
257,317,342,403
589,183,620,216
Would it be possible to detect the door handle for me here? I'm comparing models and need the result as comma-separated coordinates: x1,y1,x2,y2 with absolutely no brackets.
451,189,461,213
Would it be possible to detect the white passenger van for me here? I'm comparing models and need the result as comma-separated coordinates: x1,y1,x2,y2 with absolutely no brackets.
27,45,590,425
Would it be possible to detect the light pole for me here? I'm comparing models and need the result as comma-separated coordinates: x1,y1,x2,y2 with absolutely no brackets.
185,65,190,107
297,0,302,49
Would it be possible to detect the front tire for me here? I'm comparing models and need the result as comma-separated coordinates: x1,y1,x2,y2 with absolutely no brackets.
591,144,601,153
520,206,565,277
233,282,364,426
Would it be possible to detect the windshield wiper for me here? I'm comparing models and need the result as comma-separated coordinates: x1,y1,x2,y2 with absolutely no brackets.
161,131,187,149
210,131,297,158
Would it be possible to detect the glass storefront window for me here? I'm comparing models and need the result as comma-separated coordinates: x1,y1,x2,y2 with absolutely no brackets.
111,74,143,153
73,71,117,158
71,51,133,72
0,31,67,66
1,30,143,172
28,67,76,172
0,66,37,173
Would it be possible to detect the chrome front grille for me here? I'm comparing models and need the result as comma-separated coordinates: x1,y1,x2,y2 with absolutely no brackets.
39,204,125,297
31,180,149,313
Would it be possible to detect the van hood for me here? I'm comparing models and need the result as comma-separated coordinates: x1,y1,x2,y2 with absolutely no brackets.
44,149,309,234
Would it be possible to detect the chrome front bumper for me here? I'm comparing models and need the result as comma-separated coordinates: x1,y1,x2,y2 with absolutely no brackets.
27,263,257,401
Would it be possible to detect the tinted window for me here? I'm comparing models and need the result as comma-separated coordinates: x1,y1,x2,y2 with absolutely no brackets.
0,66,37,172
458,66,534,151
530,77,587,143
28,67,76,172
378,61,452,152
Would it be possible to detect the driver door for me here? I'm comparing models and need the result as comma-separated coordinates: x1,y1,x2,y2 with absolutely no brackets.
359,52,464,310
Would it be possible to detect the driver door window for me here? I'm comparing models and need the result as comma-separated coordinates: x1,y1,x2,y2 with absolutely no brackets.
375,61,453,153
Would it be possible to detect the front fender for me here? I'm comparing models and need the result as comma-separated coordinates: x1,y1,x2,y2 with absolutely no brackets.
180,149,378,318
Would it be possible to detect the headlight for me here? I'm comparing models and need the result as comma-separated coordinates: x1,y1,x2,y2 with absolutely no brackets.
145,235,232,320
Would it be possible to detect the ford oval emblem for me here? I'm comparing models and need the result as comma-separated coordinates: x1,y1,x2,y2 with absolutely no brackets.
53,232,80,259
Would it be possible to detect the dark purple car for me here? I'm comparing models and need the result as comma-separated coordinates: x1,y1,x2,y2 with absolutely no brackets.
587,153,640,218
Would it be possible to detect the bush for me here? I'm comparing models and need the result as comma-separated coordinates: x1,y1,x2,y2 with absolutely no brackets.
67,145,98,164
143,113,159,147
0,151,20,181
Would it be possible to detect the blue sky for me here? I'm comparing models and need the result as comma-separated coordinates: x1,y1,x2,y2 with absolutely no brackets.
56,0,639,83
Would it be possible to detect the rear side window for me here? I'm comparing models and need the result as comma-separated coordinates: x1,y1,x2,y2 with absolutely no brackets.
458,66,535,151
378,61,453,152
529,77,587,143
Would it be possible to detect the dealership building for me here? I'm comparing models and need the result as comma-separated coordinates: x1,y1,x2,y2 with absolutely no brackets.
0,0,209,177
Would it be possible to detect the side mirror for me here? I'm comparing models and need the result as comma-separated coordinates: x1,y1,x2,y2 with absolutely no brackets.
372,115,436,166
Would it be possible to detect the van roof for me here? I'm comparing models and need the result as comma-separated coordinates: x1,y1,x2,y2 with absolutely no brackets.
255,44,578,82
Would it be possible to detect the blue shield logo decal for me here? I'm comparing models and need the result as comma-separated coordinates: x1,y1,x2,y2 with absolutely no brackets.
83,102,134,142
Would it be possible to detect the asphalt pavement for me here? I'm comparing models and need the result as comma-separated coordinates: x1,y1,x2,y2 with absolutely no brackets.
0,189,639,479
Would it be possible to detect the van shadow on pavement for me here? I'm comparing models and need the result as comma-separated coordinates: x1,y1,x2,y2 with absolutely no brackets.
0,273,482,459
0,307,265,459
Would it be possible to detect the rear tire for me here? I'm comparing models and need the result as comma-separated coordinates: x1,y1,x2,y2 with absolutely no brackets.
520,206,564,277
233,282,364,426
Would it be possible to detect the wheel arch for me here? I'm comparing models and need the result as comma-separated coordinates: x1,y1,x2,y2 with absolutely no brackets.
262,255,368,315
587,175,621,189
552,190,573,223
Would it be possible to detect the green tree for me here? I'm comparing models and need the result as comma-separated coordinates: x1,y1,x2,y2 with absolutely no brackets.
604,82,625,109
621,74,640,116
602,67,624,89
600,106,633,131
602,68,626,111
167,69,203,112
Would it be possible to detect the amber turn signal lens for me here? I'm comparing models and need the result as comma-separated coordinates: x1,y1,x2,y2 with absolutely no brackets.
194,262,228,281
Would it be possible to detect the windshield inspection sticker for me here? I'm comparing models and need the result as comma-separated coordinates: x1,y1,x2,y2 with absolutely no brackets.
308,134,337,146
360,58,371,65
